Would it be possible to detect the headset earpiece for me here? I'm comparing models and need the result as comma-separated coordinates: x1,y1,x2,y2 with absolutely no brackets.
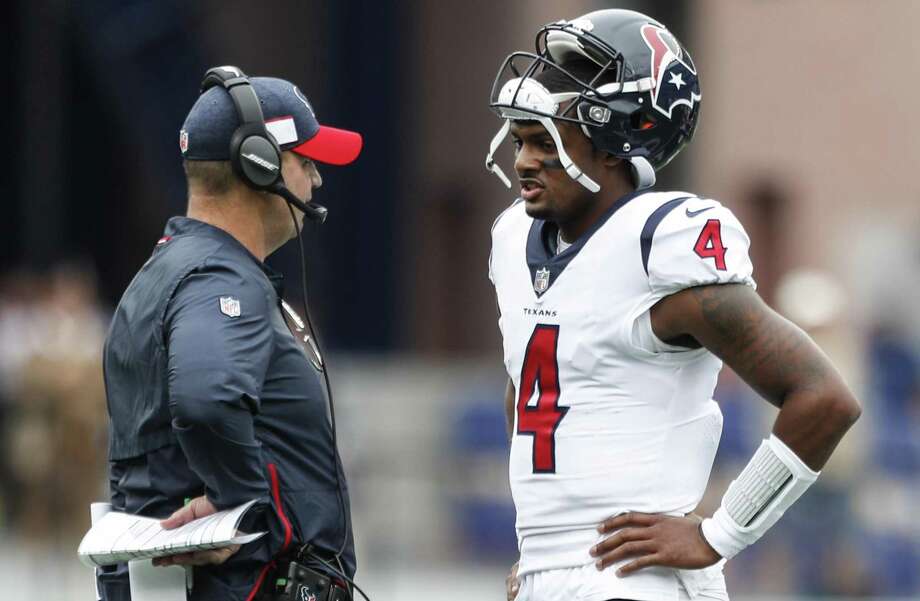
198,65,328,222
199,66,283,191
229,122,282,190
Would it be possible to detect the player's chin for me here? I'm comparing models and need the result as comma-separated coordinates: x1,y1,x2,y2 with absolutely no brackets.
522,197,556,220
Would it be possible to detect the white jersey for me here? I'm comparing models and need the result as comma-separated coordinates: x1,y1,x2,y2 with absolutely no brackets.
489,190,755,598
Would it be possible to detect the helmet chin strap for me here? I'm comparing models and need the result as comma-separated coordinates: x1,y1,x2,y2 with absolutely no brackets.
487,77,600,192
628,156,656,190
485,116,601,193
486,117,654,193
543,156,656,192
535,116,600,192
485,120,512,188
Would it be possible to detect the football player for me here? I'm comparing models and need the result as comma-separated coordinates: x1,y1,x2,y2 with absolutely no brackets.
485,9,861,601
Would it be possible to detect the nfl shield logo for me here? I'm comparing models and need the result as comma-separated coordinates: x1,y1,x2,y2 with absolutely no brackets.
179,129,189,154
219,296,241,318
534,267,551,293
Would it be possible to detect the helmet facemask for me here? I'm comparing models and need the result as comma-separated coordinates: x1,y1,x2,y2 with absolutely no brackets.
486,54,611,192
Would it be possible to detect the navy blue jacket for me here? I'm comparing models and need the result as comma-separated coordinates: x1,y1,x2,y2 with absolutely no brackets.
99,216,354,601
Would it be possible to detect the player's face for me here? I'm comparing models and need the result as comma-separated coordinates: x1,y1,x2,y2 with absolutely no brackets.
510,119,601,223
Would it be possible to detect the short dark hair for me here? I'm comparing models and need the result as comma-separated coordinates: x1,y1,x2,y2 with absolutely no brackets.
183,160,236,195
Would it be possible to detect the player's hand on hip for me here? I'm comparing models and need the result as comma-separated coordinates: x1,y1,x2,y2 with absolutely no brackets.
506,560,520,600
590,512,721,576
152,495,241,567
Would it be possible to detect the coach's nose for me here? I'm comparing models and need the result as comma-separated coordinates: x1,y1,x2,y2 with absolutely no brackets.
308,161,322,189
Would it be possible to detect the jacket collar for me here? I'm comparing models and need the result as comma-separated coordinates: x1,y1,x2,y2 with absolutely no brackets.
164,216,285,296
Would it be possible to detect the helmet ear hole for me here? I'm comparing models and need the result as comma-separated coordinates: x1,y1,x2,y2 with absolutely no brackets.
632,112,657,131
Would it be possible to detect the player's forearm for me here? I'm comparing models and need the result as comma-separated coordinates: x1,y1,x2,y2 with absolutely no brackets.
672,284,862,559
676,284,861,468
707,290,861,469
771,380,860,470
698,370,859,558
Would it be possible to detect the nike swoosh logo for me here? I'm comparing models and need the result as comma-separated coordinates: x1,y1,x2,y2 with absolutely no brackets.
686,206,715,218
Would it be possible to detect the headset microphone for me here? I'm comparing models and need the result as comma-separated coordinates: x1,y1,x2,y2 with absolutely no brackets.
270,183,329,224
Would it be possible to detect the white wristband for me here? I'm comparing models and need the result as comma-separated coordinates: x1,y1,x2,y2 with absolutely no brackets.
701,434,819,559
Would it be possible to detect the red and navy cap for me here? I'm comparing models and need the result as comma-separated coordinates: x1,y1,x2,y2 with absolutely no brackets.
179,76,362,165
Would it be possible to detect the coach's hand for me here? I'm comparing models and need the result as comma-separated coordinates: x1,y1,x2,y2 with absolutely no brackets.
506,560,520,600
152,495,240,567
591,512,721,575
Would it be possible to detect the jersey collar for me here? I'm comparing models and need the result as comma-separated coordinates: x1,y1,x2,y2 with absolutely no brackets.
525,188,645,298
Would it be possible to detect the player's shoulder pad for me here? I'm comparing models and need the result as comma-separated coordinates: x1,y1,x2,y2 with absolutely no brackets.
488,198,526,285
491,197,526,236
642,196,755,297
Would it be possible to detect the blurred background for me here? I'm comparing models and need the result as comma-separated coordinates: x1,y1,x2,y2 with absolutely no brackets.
1,0,918,599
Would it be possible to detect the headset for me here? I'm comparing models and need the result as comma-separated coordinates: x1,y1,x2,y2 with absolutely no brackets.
199,66,368,600
200,66,329,223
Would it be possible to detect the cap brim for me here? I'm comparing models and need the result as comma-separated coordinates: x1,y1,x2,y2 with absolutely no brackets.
291,125,363,166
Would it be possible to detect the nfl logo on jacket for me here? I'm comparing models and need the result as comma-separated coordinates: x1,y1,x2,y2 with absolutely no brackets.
219,296,241,318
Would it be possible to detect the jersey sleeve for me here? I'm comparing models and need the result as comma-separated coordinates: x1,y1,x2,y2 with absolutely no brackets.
489,198,522,286
645,198,756,299
163,260,274,509
488,244,496,286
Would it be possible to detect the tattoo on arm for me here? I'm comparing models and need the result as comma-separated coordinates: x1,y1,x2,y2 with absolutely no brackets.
653,283,860,469
688,285,831,408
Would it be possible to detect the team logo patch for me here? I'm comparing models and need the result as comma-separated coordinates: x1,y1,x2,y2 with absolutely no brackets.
179,129,189,154
219,296,241,318
534,267,551,293
640,24,701,119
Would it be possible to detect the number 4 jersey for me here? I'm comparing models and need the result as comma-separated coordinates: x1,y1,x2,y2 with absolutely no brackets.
488,190,756,592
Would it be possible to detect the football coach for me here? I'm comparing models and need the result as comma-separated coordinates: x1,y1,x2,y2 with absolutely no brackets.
98,67,363,600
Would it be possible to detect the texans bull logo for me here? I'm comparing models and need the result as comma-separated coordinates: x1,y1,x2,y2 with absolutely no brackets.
640,24,701,119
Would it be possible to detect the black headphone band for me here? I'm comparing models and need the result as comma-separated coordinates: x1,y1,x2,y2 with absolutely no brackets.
201,68,269,134
197,66,328,223
199,66,281,192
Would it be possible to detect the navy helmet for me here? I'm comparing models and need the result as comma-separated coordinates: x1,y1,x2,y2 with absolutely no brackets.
486,9,701,191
